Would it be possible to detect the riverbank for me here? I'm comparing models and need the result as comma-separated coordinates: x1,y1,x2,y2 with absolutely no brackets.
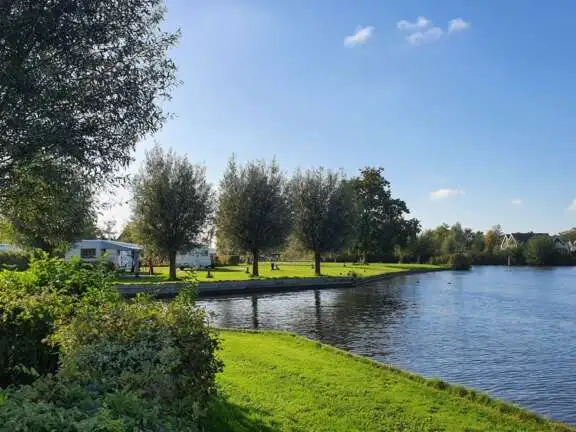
116,265,449,298
206,330,574,432
115,262,442,284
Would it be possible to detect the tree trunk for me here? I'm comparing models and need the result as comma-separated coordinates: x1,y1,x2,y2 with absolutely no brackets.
252,249,259,277
169,251,177,280
314,251,321,276
362,250,368,265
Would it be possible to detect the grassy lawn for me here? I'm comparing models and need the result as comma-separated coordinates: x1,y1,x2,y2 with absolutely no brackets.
114,262,443,284
205,330,573,432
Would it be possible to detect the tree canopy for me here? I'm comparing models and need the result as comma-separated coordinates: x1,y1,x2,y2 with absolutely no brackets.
133,146,213,280
216,158,290,277
289,168,355,275
350,167,420,262
1,161,96,253
0,0,178,194
523,235,557,266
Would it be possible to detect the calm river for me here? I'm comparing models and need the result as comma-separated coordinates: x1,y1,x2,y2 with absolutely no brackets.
198,266,576,424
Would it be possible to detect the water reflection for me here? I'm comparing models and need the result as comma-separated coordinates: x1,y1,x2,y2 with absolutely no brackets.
199,267,576,424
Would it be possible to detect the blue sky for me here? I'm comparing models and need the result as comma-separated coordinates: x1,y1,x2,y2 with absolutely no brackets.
104,0,576,234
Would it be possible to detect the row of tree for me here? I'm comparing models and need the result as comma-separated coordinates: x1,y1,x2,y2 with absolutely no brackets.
123,146,420,279
396,223,576,266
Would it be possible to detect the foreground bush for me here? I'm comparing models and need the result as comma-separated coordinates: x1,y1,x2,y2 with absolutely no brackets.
0,255,223,430
56,293,223,416
0,255,118,387
0,251,30,271
0,376,205,431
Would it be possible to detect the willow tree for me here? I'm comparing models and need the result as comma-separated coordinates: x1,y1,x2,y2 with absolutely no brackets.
289,168,355,276
0,0,178,196
133,146,213,280
216,158,290,277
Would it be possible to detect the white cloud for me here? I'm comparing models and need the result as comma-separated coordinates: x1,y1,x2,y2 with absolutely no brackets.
397,16,430,31
569,199,576,211
397,16,470,45
511,198,523,205
344,26,374,46
430,188,463,200
406,27,444,45
448,18,471,33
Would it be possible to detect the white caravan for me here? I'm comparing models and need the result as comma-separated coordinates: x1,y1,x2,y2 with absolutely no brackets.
65,240,143,271
176,247,212,269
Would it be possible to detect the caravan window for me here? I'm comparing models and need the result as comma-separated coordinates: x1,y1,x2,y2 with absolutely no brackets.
81,248,97,259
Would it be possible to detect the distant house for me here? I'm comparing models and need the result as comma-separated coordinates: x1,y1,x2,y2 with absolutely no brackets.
500,233,574,255
65,240,143,271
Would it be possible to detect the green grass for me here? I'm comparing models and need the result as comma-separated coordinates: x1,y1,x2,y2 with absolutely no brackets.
114,261,443,285
205,330,574,432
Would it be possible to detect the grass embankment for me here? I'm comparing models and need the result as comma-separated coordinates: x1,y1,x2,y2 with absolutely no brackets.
115,262,442,284
206,331,573,432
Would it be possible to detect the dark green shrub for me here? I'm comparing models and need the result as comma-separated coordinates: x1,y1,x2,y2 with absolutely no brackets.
54,291,222,425
0,375,203,431
523,236,558,266
0,255,119,387
448,253,472,270
0,251,29,271
26,253,116,296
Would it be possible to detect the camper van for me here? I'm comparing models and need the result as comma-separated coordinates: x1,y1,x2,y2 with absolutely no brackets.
65,240,143,272
176,247,212,269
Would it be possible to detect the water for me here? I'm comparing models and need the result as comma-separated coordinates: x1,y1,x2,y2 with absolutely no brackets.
198,266,576,424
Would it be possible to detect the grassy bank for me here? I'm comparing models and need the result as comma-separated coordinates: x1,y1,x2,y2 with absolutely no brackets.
115,262,443,284
206,330,573,432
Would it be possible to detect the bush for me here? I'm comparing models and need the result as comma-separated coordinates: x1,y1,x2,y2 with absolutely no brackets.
0,375,203,431
0,251,29,271
52,291,222,427
448,253,472,270
0,256,222,430
0,255,119,387
523,236,558,266
428,253,471,270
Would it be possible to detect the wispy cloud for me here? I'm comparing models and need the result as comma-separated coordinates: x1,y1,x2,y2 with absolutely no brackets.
430,188,463,200
568,199,576,211
397,16,470,45
511,198,523,205
448,18,471,33
406,27,444,45
344,26,374,46
397,16,430,31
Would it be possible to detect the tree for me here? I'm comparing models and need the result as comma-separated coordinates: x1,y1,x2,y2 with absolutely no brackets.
523,235,557,266
484,225,503,254
133,146,213,280
118,218,162,275
289,168,355,275
96,220,118,240
559,228,576,242
216,158,290,277
350,167,419,262
118,220,140,244
0,0,178,195
1,161,96,253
